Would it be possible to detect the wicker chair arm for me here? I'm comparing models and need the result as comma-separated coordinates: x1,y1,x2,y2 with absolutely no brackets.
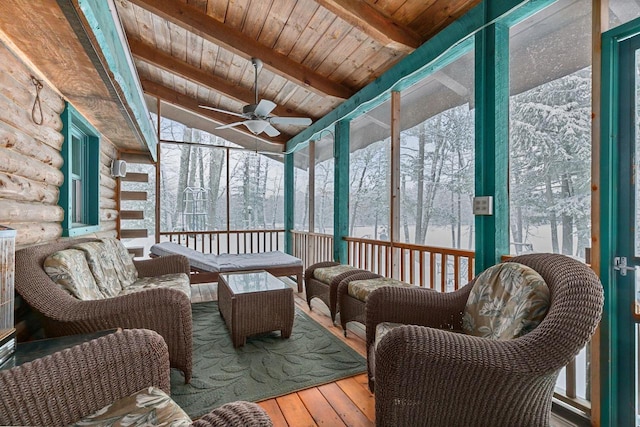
0,329,170,427
304,261,340,282
53,286,190,325
365,284,473,348
192,401,273,426
134,254,191,277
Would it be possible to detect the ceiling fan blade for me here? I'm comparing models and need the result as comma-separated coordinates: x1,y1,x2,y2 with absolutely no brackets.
254,99,277,117
269,117,312,126
263,124,281,137
199,105,246,118
216,122,245,130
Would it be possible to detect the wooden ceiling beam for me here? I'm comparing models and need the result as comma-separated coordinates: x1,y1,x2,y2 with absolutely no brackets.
314,0,422,53
127,0,354,99
141,79,290,145
128,38,316,120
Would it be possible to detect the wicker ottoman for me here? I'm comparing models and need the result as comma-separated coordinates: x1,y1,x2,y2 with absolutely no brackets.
218,270,294,347
337,274,415,336
304,262,370,323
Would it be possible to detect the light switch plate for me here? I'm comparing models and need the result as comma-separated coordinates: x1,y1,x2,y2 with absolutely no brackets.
473,196,493,215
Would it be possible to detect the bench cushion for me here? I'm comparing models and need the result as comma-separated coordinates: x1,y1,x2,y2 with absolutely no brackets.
312,265,361,284
44,249,104,300
462,262,550,340
217,251,302,271
70,386,191,427
348,277,415,302
150,242,219,273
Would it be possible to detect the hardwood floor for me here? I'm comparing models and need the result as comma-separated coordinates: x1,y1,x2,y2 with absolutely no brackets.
190,281,374,427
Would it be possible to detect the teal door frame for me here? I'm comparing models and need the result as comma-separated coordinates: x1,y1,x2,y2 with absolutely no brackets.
600,17,640,427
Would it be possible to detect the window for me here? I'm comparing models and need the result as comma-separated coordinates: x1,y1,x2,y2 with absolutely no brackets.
60,103,100,236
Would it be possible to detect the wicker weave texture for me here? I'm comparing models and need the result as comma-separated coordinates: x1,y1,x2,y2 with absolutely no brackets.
15,239,194,382
336,271,382,333
367,253,604,426
304,262,368,322
218,274,294,347
0,329,273,426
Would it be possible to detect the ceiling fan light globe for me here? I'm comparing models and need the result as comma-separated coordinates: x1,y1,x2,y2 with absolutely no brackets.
245,120,269,134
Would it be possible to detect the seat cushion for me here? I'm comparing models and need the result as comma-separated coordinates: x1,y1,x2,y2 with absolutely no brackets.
217,251,303,271
312,265,361,284
69,386,191,427
120,273,191,299
150,242,220,273
348,277,414,302
72,241,123,298
462,262,550,340
44,249,104,300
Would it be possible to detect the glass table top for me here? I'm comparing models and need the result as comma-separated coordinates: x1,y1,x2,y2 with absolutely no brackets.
221,270,289,294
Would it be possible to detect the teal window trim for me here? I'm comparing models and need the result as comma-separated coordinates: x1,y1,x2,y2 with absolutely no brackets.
599,17,640,427
60,103,101,237
284,153,294,254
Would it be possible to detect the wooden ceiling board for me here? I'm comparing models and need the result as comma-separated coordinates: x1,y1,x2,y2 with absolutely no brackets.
200,39,220,74
205,0,228,22
301,16,359,72
186,29,204,68
241,0,273,41
256,0,297,49
169,22,189,61
315,26,368,77
117,1,142,41
287,6,337,65
224,0,251,29
186,0,208,13
389,0,435,28
413,0,482,38
151,14,172,52
132,2,157,47
271,1,319,57
371,0,408,19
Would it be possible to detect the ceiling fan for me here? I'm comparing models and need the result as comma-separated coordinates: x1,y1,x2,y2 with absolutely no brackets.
199,58,312,137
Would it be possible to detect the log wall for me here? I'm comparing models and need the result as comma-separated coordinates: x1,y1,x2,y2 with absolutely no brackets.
0,40,120,248
0,39,122,341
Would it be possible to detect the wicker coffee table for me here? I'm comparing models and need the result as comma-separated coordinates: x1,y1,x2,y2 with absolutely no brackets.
218,270,294,347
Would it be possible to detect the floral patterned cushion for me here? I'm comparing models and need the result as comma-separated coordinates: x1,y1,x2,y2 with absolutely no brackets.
69,386,191,427
44,249,104,300
313,265,361,284
462,262,550,340
72,241,123,298
120,273,191,299
348,277,415,302
101,238,138,288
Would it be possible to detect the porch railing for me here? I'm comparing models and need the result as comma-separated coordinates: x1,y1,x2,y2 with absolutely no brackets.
345,236,475,292
291,231,333,270
159,229,284,254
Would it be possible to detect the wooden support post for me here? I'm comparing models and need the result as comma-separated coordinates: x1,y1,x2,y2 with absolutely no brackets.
284,152,294,255
390,91,401,279
308,140,316,262
155,96,161,244
474,22,510,273
334,120,350,264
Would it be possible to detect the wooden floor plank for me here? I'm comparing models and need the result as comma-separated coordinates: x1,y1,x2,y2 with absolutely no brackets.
258,399,288,427
336,376,376,422
276,393,318,427
298,387,347,427
318,382,374,427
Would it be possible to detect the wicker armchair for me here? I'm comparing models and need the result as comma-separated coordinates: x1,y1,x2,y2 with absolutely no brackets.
15,239,194,382
366,253,604,427
0,329,272,426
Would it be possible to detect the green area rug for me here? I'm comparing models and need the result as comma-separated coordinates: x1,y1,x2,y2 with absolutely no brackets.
170,301,367,419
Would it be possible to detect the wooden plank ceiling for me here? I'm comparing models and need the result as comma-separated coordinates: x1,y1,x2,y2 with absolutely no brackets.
115,0,480,150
